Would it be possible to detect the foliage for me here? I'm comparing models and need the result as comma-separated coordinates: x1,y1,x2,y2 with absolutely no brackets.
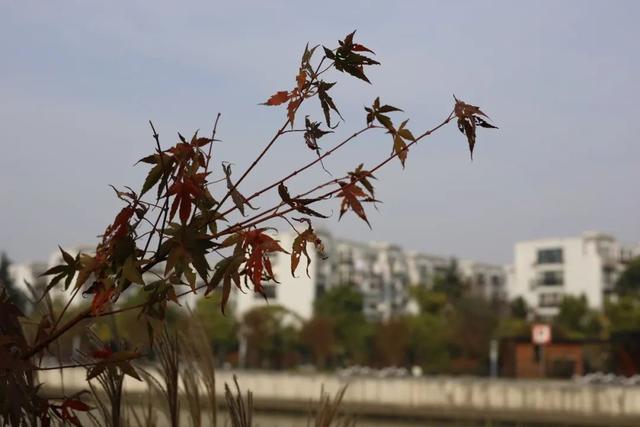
615,256,640,296
432,259,464,299
315,285,373,364
408,312,451,373
373,317,410,367
605,295,640,333
553,295,605,340
509,296,529,319
0,30,497,425
0,252,26,312
241,305,301,369
409,287,448,315
191,294,238,357
301,315,336,368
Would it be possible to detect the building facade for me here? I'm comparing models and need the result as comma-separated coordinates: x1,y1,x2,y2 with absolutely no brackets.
234,229,507,321
10,231,508,321
507,231,637,318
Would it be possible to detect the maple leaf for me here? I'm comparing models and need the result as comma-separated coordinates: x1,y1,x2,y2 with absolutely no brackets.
304,116,332,150
91,348,113,359
352,43,374,53
287,98,302,125
109,206,135,241
348,164,377,198
278,183,328,218
365,97,402,132
59,399,91,427
161,222,216,282
189,130,213,148
323,30,380,84
87,349,141,381
262,90,290,106
140,155,174,196
75,253,107,289
291,224,326,277
206,254,244,314
453,95,498,159
300,43,319,75
391,119,416,168
223,163,257,216
40,246,79,295
316,81,342,128
240,229,287,294
167,173,206,223
90,284,114,316
336,181,377,228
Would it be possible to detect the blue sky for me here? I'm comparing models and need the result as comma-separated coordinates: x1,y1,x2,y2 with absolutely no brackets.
1,1,639,264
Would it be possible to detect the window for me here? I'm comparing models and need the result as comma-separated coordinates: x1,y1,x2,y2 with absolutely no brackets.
539,292,563,307
539,270,563,286
491,275,502,287
537,248,563,264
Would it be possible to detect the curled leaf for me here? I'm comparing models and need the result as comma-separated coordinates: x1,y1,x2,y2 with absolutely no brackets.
453,96,498,159
291,225,326,277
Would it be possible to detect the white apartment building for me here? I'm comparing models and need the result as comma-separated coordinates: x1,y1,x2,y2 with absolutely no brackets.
507,231,638,318
234,229,507,321
10,231,508,320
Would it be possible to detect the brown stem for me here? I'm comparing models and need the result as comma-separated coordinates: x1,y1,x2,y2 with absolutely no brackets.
36,355,139,371
141,121,172,257
214,111,454,237
218,125,374,219
22,309,90,360
216,56,329,212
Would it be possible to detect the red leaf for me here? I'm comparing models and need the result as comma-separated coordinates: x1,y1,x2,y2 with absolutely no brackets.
352,43,374,54
91,287,114,316
91,348,113,359
262,91,290,106
62,399,91,412
337,182,374,228
240,229,286,292
167,174,206,223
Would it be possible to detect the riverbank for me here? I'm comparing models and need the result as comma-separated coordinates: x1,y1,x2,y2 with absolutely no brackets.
41,369,640,426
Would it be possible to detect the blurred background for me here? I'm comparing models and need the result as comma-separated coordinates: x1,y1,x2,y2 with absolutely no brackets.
1,1,640,426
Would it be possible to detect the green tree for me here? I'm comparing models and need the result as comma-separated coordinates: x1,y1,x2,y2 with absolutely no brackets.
449,296,498,375
0,252,26,311
616,257,640,296
192,295,238,358
510,296,529,319
314,285,372,364
242,305,300,369
408,313,451,373
554,295,605,340
409,287,448,315
374,316,410,367
432,259,464,299
605,296,640,333
300,315,335,369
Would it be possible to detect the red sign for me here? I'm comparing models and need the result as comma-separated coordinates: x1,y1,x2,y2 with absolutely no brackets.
531,324,552,345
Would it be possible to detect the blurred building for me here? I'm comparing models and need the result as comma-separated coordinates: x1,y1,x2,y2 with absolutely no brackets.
235,229,507,321
506,231,638,318
8,244,176,312
11,231,508,320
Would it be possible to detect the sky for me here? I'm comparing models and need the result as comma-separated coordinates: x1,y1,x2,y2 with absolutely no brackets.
1,1,639,265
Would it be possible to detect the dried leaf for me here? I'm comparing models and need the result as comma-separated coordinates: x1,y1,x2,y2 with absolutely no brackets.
262,91,290,106
291,225,325,277
453,95,497,159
